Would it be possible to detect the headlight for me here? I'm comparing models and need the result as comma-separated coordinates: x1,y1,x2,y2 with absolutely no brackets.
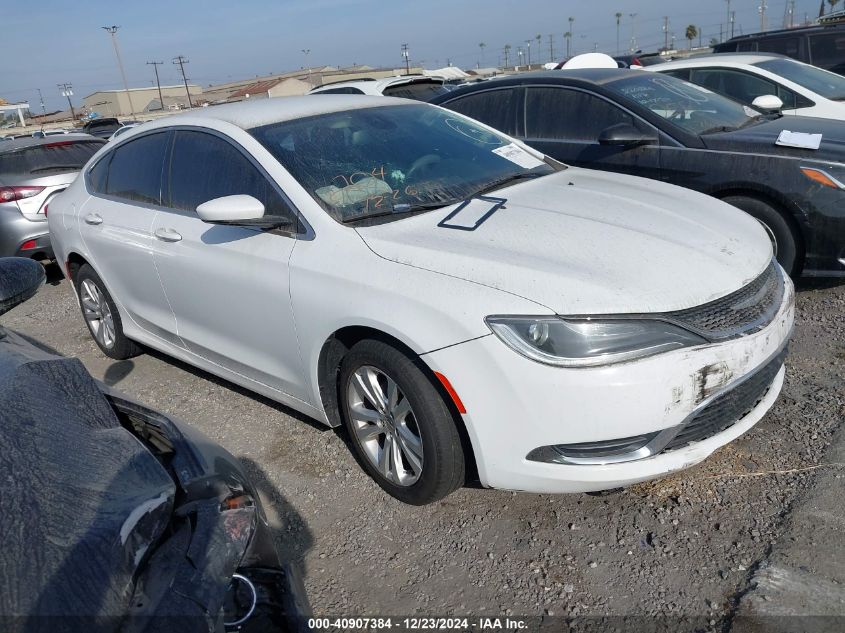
485,316,707,367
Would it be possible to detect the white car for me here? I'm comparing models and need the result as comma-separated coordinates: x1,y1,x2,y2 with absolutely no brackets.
308,76,449,101
47,96,794,504
649,53,845,119
109,123,140,141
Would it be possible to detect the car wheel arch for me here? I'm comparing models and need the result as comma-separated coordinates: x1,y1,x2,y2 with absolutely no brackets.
714,187,807,274
66,251,90,282
315,325,479,484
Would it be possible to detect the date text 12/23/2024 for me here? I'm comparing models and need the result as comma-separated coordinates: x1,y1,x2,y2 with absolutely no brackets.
308,617,530,631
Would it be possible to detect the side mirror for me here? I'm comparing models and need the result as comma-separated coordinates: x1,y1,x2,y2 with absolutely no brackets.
197,195,265,224
598,123,658,148
751,94,783,114
0,257,46,317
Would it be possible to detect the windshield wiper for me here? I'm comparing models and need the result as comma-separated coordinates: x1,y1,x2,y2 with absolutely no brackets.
473,172,544,196
699,125,738,135
340,201,458,224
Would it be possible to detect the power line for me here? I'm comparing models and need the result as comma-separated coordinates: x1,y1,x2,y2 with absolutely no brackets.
57,82,76,121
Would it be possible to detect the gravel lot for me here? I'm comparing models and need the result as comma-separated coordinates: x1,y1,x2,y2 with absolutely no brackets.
4,266,844,623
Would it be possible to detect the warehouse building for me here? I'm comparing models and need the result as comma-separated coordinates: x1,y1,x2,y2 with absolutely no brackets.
83,85,202,117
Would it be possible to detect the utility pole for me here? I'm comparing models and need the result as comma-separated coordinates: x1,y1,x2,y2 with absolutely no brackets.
301,49,312,84
629,13,639,52
172,55,193,108
401,44,410,75
663,16,670,50
731,11,736,38
525,40,531,66
759,1,768,32
102,26,136,117
36,89,46,115
146,61,164,111
58,83,76,122
548,34,554,63
568,16,575,47
726,0,732,38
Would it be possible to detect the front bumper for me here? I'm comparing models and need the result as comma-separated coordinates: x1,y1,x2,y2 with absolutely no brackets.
424,276,795,494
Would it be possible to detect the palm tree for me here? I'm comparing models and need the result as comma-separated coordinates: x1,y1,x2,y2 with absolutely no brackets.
685,25,698,50
829,0,842,13
503,43,511,67
478,42,486,67
615,12,623,55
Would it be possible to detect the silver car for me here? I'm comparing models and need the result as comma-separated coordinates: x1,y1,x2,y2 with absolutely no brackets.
0,135,104,258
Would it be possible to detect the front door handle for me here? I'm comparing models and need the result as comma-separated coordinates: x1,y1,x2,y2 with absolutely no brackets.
84,213,103,225
154,227,182,243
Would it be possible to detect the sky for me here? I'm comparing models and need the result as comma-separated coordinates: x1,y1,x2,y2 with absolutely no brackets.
2,0,832,113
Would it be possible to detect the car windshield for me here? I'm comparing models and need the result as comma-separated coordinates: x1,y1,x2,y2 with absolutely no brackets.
609,73,758,135
250,104,555,223
755,58,845,100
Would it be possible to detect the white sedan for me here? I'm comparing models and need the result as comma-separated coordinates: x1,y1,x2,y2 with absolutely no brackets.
650,53,845,119
47,96,794,504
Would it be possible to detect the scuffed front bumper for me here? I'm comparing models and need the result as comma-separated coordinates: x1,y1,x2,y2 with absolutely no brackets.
424,275,795,494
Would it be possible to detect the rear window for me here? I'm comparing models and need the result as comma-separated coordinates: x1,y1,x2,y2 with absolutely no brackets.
0,141,104,177
382,81,449,101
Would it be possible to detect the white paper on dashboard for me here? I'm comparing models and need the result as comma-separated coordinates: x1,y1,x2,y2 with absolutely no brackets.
492,143,546,169
776,130,822,150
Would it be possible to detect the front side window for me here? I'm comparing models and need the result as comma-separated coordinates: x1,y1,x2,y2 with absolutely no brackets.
755,58,845,100
609,73,757,136
166,130,292,221
688,68,778,104
443,89,518,136
249,104,555,224
524,87,635,141
103,132,169,204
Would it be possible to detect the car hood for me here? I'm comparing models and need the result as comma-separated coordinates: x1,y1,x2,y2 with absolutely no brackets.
0,330,175,621
356,169,772,315
702,115,845,164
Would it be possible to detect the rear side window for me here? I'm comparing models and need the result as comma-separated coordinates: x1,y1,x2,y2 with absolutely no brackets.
316,87,365,95
103,132,169,204
382,81,449,101
166,130,292,220
758,36,800,58
443,89,517,135
663,69,691,81
525,88,634,141
809,32,845,72
0,141,104,177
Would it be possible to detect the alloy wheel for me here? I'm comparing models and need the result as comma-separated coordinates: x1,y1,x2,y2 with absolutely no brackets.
346,365,424,486
80,279,116,350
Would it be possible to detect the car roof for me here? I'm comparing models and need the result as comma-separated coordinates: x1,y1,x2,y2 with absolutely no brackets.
162,94,417,129
654,53,790,69
722,21,844,42
0,134,103,153
311,75,443,93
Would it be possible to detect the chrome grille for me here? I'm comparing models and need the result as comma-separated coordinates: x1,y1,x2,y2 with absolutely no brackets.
663,347,787,452
665,261,783,340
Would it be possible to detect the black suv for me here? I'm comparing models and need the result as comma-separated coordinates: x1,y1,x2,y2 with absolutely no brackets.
714,22,845,75
82,117,122,138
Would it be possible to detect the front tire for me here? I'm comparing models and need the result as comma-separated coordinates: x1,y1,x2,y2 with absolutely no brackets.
339,339,465,505
74,264,141,360
722,195,801,277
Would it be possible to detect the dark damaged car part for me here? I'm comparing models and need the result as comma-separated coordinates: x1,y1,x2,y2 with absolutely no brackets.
431,69,845,277
0,257,308,632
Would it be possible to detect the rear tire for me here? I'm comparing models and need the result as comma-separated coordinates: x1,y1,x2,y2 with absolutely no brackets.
722,195,801,277
74,264,142,360
339,339,465,505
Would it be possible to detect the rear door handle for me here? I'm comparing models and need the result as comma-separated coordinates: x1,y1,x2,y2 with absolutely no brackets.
84,213,103,225
154,227,182,243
